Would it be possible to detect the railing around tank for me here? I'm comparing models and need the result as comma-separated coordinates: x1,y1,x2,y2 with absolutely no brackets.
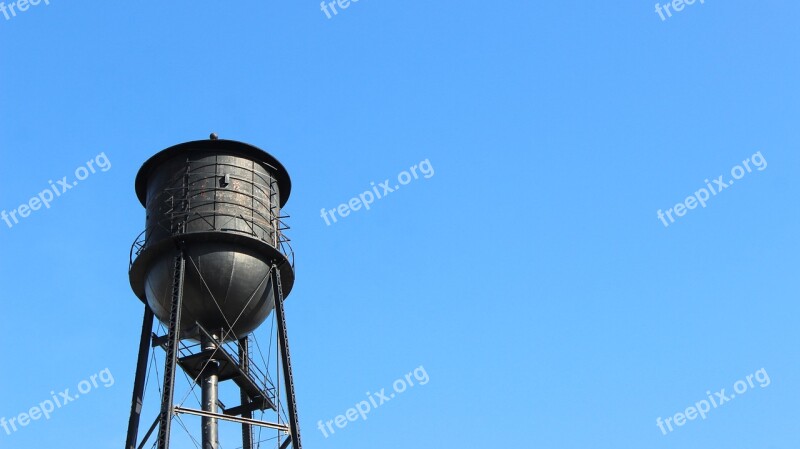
129,211,295,271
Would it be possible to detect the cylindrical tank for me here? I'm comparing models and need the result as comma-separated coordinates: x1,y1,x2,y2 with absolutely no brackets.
129,138,294,340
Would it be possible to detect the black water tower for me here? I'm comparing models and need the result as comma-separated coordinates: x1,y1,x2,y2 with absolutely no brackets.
125,135,303,449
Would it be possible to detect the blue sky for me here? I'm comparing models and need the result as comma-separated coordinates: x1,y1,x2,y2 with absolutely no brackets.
1,1,798,448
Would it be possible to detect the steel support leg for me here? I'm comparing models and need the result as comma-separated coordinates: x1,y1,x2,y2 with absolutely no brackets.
156,251,186,449
272,266,302,449
126,306,155,449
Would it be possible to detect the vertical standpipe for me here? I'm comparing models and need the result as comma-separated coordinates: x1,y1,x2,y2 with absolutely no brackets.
201,334,220,449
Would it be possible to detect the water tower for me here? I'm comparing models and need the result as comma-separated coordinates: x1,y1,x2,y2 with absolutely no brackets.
124,135,303,449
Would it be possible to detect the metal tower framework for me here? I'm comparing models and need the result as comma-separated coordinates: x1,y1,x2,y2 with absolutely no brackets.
124,253,303,449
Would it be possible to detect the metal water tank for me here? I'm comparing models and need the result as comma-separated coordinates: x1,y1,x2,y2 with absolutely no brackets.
129,137,294,340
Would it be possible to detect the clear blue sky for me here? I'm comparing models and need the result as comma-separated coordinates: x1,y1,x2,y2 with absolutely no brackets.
1,1,798,448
